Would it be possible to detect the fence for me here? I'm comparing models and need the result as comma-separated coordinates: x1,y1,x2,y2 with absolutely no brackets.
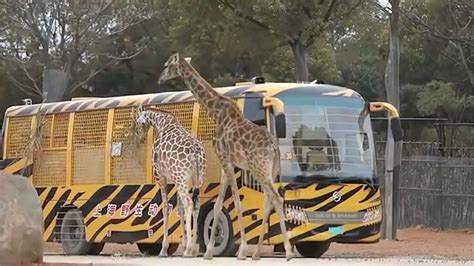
373,119,473,230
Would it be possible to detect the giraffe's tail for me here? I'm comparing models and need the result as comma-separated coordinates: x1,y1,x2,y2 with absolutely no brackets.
192,187,200,210
192,151,202,210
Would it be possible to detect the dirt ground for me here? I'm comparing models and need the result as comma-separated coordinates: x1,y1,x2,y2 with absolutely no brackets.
44,227,474,261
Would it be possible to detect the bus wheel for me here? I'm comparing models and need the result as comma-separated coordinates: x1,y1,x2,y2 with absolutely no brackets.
198,206,238,257
137,243,179,256
60,209,101,255
295,241,331,258
87,242,105,255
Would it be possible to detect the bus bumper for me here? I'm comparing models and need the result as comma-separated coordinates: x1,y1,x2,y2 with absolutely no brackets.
260,183,383,245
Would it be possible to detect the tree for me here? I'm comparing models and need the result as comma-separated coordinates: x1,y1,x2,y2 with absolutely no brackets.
384,0,401,109
417,80,473,123
417,80,474,146
191,0,367,82
402,0,473,90
332,6,388,100
0,0,153,101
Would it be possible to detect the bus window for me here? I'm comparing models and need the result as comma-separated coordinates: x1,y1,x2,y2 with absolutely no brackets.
243,96,266,126
277,92,376,183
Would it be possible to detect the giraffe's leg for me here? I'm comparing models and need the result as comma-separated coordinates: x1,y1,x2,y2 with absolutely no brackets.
180,193,194,258
262,181,295,261
252,193,271,260
203,177,229,260
229,175,247,260
158,178,169,257
177,196,187,251
191,191,200,257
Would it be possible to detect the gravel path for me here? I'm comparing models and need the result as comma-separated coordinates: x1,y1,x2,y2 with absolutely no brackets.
43,255,473,266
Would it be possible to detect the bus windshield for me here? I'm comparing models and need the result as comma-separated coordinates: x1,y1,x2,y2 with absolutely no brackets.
276,89,377,184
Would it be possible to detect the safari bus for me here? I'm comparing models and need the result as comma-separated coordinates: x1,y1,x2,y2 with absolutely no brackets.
0,78,401,258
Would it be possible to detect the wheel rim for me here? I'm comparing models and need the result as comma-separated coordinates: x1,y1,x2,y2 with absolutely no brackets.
203,209,229,256
63,215,83,249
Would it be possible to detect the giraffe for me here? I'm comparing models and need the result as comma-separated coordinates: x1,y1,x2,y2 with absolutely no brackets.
157,53,295,261
133,105,206,257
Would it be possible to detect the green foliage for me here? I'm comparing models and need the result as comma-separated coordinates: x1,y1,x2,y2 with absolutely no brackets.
402,0,473,92
416,80,473,122
0,0,472,125
332,8,387,100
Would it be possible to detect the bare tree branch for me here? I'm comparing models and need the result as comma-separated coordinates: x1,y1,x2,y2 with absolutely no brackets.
18,60,42,94
341,0,365,18
451,41,474,87
400,8,473,47
79,0,113,37
5,71,43,98
102,48,143,61
323,0,337,22
69,59,116,94
219,0,270,31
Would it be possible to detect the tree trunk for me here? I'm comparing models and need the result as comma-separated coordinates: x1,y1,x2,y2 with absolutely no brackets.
384,0,400,109
42,68,68,103
290,39,309,82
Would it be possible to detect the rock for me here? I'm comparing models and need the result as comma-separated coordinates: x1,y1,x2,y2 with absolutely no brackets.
0,171,43,264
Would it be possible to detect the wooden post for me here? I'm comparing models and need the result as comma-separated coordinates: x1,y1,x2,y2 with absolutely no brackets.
371,103,402,240
384,121,395,240
383,116,403,240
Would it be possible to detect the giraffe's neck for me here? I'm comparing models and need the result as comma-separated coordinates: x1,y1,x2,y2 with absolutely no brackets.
178,60,228,121
142,111,175,136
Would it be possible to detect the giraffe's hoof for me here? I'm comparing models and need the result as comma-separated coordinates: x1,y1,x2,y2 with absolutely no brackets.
191,247,199,257
286,252,295,261
251,253,261,260
237,244,247,260
158,249,168,258
203,250,213,260
183,248,194,258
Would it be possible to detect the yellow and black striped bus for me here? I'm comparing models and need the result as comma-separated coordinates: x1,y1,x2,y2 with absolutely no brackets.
0,79,401,257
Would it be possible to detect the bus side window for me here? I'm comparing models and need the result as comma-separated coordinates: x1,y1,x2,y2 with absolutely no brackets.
243,97,266,127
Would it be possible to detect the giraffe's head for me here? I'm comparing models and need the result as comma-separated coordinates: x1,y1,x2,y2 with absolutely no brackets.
133,105,178,137
133,105,150,138
158,52,191,84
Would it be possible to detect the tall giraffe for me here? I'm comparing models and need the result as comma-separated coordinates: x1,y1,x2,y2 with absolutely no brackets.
133,106,206,257
157,53,294,261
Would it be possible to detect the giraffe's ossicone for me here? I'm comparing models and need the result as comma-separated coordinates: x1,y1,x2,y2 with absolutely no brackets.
132,105,206,258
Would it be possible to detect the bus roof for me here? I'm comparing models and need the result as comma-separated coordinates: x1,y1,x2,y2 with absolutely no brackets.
4,82,363,118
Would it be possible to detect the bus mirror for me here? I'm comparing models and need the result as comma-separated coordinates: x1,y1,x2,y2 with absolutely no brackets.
262,96,286,138
390,117,403,142
263,96,285,114
275,113,286,139
369,102,400,118
369,102,384,113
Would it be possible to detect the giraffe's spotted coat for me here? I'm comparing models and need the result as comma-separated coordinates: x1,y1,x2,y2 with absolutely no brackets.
134,107,206,258
158,53,295,261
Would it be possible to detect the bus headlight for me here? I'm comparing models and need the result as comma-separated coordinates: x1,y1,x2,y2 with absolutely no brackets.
363,206,382,223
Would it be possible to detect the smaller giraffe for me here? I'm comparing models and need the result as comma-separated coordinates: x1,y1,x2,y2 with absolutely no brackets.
133,105,206,257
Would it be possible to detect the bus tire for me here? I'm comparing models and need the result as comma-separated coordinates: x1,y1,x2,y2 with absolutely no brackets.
198,205,239,257
137,243,179,256
60,209,99,255
295,241,331,258
87,242,105,255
